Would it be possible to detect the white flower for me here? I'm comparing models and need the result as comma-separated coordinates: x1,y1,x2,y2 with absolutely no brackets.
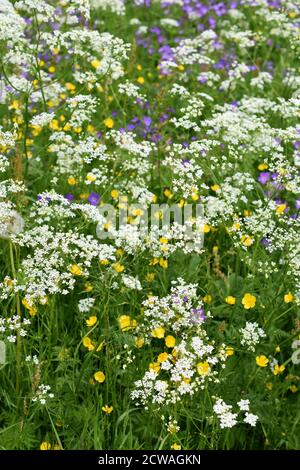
292,339,300,350
122,274,142,291
90,0,125,15
7,335,16,343
291,349,300,365
244,412,259,427
78,298,95,313
240,322,266,352
0,209,25,239
32,384,54,405
237,399,250,411
30,112,54,127
213,399,238,429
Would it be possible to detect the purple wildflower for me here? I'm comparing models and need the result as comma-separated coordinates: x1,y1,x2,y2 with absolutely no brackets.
88,192,100,206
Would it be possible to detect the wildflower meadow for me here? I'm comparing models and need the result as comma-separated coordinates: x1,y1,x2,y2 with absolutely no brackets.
0,0,300,453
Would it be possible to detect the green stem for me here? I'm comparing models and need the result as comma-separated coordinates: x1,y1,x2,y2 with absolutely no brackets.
46,407,64,450
9,241,22,395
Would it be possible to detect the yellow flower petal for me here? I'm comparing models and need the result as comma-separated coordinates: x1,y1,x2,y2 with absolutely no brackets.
86,316,97,327
94,371,105,383
256,355,269,367
242,293,256,309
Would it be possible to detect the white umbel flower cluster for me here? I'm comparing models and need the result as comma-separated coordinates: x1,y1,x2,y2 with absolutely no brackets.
239,322,266,352
213,398,258,428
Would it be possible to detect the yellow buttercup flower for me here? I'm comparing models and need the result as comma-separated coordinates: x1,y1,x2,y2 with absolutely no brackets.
86,174,96,182
273,364,285,376
241,234,253,247
153,212,162,221
29,306,37,316
103,118,114,129
70,264,83,276
86,316,97,327
40,442,51,450
102,405,113,414
276,204,286,214
225,346,234,356
22,298,37,316
203,294,212,304
165,335,176,348
65,82,76,91
256,355,269,367
149,362,160,373
82,337,95,351
63,123,71,131
113,262,125,273
94,371,106,383
225,296,236,305
131,208,144,217
232,222,241,231
258,163,268,170
284,292,294,303
22,298,31,310
91,59,101,69
159,258,168,269
111,189,119,199
87,124,95,133
163,188,173,199
84,282,93,292
157,352,169,363
151,326,165,338
10,99,20,110
171,443,181,450
118,315,137,331
197,361,210,376
135,337,145,348
202,224,211,233
31,125,42,136
137,76,145,84
242,293,256,309
49,119,60,131
67,176,77,185
22,298,32,309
